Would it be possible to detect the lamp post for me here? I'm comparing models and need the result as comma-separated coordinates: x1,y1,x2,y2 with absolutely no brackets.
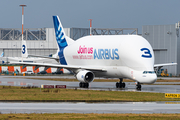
19,5,26,62
88,19,92,36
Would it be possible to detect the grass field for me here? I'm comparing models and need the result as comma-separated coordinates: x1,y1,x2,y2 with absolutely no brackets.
0,86,180,102
0,113,180,120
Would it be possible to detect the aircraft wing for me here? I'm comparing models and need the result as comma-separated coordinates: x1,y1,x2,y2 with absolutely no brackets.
10,62,107,72
154,63,177,72
154,63,177,67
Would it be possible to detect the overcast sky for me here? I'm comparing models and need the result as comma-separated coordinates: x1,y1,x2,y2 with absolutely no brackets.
0,0,179,33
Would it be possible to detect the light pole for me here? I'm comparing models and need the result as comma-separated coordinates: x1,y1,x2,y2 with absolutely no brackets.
20,5,26,62
88,19,92,36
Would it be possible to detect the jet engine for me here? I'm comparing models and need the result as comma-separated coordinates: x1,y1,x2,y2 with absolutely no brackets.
76,70,95,83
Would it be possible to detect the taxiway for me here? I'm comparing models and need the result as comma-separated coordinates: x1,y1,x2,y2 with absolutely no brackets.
1,102,180,114
0,75,180,93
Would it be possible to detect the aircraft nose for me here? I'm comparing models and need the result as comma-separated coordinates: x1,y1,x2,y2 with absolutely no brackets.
148,74,157,83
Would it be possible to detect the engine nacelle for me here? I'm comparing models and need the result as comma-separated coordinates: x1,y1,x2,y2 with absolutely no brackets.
76,70,95,83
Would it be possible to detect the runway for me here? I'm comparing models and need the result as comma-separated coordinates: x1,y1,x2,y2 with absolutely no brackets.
1,102,180,114
0,75,180,93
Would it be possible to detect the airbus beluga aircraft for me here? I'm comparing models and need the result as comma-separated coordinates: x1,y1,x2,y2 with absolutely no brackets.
11,16,177,90
1,39,59,63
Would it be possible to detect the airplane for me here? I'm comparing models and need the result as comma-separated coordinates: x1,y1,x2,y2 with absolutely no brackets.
0,52,4,63
0,52,4,57
10,16,177,90
2,40,59,63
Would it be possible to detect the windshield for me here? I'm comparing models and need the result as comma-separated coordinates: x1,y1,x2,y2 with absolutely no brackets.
143,71,155,74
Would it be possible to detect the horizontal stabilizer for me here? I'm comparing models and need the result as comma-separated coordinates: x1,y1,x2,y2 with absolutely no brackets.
28,54,59,60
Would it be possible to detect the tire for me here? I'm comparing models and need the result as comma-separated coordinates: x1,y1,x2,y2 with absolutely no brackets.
122,83,125,88
79,82,82,88
82,83,85,88
85,83,89,88
120,84,123,88
116,82,119,88
136,84,141,90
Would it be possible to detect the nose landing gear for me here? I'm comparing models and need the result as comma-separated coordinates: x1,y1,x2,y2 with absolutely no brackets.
136,82,141,90
116,78,126,88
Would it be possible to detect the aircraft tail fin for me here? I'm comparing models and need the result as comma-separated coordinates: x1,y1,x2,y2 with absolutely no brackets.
53,16,74,65
22,40,28,58
53,16,74,51
0,52,4,57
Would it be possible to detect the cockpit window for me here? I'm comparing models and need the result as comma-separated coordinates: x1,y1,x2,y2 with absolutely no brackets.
143,71,155,74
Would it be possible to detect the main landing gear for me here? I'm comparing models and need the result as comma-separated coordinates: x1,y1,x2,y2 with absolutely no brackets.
136,82,141,90
116,78,126,88
79,82,89,88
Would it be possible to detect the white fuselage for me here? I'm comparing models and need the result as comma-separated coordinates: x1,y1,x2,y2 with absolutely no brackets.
63,35,157,84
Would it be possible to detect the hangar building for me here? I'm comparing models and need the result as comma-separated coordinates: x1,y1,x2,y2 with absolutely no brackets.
142,24,180,76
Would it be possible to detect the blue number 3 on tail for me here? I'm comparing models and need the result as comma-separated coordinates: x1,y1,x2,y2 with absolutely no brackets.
141,48,152,58
22,45,26,54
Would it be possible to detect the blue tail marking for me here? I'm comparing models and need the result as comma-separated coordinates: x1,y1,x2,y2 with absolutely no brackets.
53,16,67,65
0,52,4,57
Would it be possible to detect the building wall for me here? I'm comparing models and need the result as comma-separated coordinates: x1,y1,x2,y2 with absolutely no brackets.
70,28,90,40
142,25,178,75
0,28,63,58
177,36,180,76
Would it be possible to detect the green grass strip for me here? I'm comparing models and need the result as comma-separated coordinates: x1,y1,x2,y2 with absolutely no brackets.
0,113,180,120
0,86,180,102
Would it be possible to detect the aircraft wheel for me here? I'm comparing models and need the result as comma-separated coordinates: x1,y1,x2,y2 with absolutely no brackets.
116,82,119,88
116,78,126,88
85,83,89,88
122,83,125,88
136,84,141,90
119,83,123,88
116,82,125,88
79,82,82,87
79,82,89,88
82,83,85,88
